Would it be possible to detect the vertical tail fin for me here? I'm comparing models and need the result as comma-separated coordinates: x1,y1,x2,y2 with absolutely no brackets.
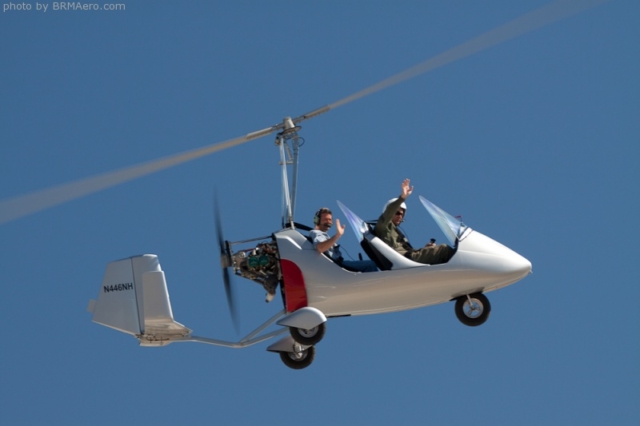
88,254,191,346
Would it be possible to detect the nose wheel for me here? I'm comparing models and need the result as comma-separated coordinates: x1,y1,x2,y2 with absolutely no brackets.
455,293,491,326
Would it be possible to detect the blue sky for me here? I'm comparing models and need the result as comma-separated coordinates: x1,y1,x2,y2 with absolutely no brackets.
1,1,638,424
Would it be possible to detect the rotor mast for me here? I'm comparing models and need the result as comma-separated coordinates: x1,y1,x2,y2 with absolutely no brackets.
276,117,302,228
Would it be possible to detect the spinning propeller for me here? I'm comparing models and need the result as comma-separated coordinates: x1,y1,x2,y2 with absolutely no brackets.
213,190,239,332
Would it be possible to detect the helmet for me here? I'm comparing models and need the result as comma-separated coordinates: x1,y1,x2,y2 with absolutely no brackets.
382,198,407,214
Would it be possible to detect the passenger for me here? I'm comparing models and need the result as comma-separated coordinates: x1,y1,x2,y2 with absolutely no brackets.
374,179,454,265
309,207,378,272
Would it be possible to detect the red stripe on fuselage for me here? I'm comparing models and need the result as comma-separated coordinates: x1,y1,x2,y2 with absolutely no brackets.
280,259,307,312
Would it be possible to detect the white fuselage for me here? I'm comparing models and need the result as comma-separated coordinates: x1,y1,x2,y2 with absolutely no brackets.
274,228,531,317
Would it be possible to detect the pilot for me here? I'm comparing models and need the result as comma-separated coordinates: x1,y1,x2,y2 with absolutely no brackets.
309,207,377,272
374,179,454,265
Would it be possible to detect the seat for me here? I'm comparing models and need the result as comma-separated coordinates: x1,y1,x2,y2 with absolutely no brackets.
361,235,393,270
360,223,424,271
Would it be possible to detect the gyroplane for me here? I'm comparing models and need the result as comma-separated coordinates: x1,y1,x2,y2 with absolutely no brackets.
82,0,610,370
88,111,532,369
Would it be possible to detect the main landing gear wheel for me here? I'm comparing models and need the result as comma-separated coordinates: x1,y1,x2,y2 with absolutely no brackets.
455,293,491,327
290,322,326,346
279,346,316,370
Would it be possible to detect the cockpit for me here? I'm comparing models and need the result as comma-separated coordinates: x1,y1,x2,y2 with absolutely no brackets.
222,196,467,301
337,196,467,271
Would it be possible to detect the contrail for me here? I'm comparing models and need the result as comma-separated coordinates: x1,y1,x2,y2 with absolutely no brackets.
0,0,609,225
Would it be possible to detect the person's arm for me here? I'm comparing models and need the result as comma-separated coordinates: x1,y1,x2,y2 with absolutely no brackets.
375,179,413,232
312,220,345,253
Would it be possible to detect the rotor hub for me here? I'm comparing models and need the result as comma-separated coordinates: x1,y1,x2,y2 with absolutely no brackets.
278,116,301,140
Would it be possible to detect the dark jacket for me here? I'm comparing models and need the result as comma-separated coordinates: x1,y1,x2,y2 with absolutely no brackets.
374,198,413,255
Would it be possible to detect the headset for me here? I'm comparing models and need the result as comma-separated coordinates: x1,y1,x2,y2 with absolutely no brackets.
313,207,332,225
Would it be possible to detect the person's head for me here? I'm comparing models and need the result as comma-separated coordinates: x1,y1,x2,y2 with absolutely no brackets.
382,198,407,226
314,207,333,232
392,207,405,226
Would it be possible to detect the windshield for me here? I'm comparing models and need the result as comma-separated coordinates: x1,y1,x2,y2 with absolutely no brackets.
338,197,470,247
419,196,470,245
336,200,368,243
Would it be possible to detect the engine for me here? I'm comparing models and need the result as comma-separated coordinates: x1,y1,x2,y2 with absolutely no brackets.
231,241,280,290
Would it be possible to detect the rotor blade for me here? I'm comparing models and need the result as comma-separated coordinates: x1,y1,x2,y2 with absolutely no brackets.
213,190,239,333
0,125,279,225
293,0,609,122
2,0,608,225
